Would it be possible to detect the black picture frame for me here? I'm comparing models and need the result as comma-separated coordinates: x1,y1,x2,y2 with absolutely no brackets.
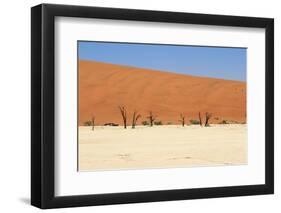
31,3,274,209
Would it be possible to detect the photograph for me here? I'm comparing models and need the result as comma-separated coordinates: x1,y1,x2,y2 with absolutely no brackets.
30,3,274,209
78,41,247,171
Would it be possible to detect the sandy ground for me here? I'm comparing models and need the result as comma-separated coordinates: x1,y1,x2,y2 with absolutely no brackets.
78,124,247,171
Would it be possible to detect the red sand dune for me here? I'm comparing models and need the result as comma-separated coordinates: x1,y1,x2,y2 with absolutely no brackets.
79,60,246,126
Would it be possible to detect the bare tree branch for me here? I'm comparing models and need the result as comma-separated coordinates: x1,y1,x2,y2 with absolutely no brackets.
199,112,202,126
147,111,157,127
118,106,127,129
91,116,95,131
179,113,185,127
132,110,141,129
205,112,212,127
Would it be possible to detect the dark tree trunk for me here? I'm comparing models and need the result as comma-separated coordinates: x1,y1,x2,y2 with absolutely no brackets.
118,106,127,129
91,116,95,131
132,110,141,129
199,112,202,126
179,114,185,127
205,112,212,127
147,111,156,127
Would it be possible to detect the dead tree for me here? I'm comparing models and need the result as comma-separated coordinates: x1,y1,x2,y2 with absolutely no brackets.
132,110,141,129
199,112,202,126
91,116,95,131
147,111,156,127
179,113,185,127
205,112,212,127
118,106,127,129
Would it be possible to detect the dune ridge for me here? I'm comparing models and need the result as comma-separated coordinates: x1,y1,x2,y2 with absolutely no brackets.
79,60,246,126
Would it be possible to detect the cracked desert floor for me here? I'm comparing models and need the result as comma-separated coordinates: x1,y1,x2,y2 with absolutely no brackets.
78,124,247,171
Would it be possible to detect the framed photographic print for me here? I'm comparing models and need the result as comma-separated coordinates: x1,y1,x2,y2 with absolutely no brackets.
31,3,274,209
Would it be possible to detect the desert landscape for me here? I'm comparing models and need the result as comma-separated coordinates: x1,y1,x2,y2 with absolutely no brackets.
79,60,246,126
78,59,247,171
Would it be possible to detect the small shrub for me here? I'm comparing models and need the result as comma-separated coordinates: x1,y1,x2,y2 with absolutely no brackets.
219,120,228,124
142,121,149,126
104,123,119,126
214,117,219,120
84,121,92,126
190,119,200,125
167,122,173,125
154,121,163,125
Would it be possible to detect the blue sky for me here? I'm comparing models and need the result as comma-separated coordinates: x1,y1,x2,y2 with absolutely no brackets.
78,41,246,82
